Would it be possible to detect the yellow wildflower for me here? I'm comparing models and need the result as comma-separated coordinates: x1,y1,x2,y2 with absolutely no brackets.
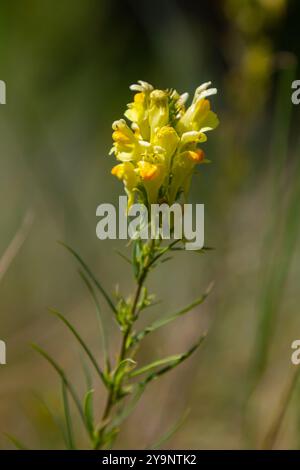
110,80,219,206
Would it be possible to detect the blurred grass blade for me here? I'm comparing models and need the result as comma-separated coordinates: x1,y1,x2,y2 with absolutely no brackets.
252,159,300,384
142,334,206,386
4,433,28,450
149,408,190,450
250,61,298,386
84,389,94,437
79,270,110,372
60,242,116,314
261,368,300,449
0,210,34,284
134,282,213,344
31,344,86,429
115,250,131,265
62,379,75,449
32,392,67,446
50,309,107,386
270,57,296,180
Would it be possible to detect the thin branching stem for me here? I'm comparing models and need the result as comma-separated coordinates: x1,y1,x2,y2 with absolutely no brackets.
96,239,157,447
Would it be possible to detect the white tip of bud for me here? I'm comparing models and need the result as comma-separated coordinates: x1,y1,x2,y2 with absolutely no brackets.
153,145,165,154
129,81,154,93
202,88,217,97
193,83,217,104
131,123,139,131
130,84,143,92
112,119,126,130
195,87,218,103
138,80,154,91
196,81,212,93
139,140,151,148
179,92,189,104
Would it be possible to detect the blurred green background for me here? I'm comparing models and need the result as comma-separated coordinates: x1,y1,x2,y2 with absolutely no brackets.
1,0,300,449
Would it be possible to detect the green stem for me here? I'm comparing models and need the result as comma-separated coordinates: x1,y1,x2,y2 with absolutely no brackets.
95,239,156,449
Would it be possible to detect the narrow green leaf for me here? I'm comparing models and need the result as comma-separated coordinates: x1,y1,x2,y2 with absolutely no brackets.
59,242,116,314
49,309,107,386
159,256,173,264
114,358,136,386
142,334,206,386
115,250,131,265
134,282,213,344
62,380,75,449
79,270,110,372
149,408,190,450
84,389,94,437
80,354,93,391
4,433,28,450
132,239,142,279
107,336,205,436
170,245,214,253
130,355,184,378
31,344,86,431
148,240,179,269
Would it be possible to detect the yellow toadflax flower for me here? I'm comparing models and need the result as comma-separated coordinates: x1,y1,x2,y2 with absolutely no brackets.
110,80,219,207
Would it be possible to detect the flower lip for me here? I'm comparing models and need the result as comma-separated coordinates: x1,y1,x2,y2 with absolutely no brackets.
186,149,205,163
112,131,131,144
138,161,159,181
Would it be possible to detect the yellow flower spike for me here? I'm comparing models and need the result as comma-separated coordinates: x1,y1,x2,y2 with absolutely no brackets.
110,80,218,206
